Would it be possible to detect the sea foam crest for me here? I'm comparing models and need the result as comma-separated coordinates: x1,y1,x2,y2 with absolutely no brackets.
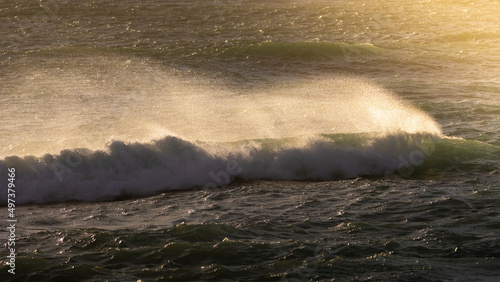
0,133,439,204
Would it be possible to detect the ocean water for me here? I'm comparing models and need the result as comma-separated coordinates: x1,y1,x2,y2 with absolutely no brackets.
1,0,499,281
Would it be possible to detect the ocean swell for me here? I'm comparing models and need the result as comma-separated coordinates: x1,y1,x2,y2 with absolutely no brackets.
0,132,446,204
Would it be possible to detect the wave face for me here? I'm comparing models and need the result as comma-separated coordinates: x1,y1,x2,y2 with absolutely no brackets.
0,132,442,204
2,132,498,205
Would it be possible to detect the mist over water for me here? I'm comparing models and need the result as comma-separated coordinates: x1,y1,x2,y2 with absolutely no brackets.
0,52,441,157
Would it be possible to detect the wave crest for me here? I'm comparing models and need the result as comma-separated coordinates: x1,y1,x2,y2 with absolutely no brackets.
1,133,446,204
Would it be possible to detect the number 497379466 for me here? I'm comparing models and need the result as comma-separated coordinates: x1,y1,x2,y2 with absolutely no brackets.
7,168,15,218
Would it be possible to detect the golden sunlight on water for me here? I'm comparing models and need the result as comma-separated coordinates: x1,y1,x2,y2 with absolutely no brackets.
0,55,441,157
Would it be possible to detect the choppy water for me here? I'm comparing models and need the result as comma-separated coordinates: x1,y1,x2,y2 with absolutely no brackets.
1,0,499,281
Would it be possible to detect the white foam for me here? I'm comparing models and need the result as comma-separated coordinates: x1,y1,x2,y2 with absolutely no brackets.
0,133,439,204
